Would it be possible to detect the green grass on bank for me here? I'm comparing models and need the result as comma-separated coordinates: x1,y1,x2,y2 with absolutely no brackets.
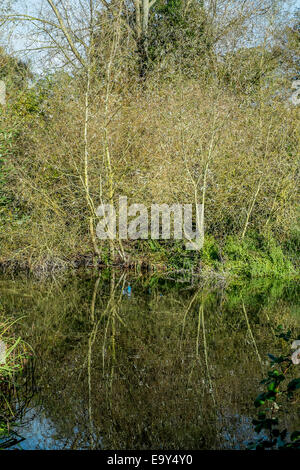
132,231,298,280
0,230,298,280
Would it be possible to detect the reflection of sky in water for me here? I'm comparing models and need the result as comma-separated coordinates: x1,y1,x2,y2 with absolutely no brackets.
8,408,66,450
9,406,254,450
7,407,101,450
220,413,254,450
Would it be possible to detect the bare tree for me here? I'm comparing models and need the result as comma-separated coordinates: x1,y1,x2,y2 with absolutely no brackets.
0,1,127,260
1,0,289,77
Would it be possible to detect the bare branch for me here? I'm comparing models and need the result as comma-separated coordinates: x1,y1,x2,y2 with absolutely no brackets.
2,14,61,30
149,0,157,9
46,0,86,67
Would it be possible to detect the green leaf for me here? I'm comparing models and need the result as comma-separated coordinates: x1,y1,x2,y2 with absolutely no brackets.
291,431,300,442
254,393,266,407
268,381,276,391
287,378,300,392
268,354,288,364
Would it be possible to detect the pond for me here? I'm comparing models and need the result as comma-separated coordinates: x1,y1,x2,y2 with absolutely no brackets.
0,271,299,449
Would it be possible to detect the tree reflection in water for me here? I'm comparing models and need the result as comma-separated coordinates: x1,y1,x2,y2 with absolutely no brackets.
0,273,298,449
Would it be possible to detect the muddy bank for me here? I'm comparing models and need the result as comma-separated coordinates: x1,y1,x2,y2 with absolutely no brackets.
0,254,230,288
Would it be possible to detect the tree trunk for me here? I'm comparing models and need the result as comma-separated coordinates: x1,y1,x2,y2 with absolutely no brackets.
135,0,154,80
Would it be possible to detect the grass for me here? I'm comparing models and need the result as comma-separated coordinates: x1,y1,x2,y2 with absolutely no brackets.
0,309,30,449
0,317,28,381
223,232,296,279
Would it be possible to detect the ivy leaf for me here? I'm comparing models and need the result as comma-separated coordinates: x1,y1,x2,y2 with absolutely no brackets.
291,431,300,442
254,393,266,407
268,354,288,364
287,378,300,392
275,328,292,342
268,381,276,391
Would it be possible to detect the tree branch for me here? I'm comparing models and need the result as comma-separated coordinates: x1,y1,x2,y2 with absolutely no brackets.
149,0,157,9
46,0,86,67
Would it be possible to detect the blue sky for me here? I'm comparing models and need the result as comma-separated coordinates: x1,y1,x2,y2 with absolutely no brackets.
4,0,300,73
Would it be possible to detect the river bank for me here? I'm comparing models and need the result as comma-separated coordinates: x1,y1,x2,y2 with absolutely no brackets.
0,231,298,282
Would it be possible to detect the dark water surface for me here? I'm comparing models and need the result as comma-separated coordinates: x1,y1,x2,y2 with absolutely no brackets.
0,271,299,449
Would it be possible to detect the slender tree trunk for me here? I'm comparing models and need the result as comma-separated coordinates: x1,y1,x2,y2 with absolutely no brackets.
134,0,157,79
84,65,100,257
137,35,149,79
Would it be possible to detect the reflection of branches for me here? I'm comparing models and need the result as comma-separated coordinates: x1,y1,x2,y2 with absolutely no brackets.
102,272,127,379
181,288,216,405
87,274,101,448
82,271,127,374
180,286,201,347
200,299,216,407
0,360,36,449
242,301,263,372
85,270,128,447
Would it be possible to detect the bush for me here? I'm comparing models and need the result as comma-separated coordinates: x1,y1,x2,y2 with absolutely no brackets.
223,233,295,278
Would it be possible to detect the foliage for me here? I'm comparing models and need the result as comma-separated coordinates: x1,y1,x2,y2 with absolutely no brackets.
0,129,13,212
218,47,281,95
0,309,29,381
274,9,300,80
0,303,30,449
148,0,211,75
223,233,295,278
0,47,32,89
248,326,300,450
200,235,221,268
0,4,298,275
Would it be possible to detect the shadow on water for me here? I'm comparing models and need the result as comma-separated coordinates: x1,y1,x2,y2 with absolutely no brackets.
0,271,299,449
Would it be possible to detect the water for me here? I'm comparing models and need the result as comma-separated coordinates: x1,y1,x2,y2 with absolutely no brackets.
0,271,299,450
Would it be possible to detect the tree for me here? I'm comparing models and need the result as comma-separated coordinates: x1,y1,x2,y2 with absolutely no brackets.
145,0,211,76
0,47,32,88
1,1,126,260
1,0,288,79
131,0,158,77
275,9,300,80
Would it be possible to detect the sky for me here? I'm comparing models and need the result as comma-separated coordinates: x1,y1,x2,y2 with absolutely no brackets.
2,0,300,74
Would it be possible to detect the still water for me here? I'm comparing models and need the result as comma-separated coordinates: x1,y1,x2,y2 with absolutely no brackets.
0,271,299,449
